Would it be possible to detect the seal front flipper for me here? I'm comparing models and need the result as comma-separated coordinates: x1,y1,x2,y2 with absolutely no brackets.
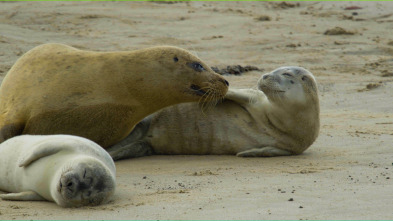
224,89,261,105
19,141,74,167
0,191,45,201
236,147,292,157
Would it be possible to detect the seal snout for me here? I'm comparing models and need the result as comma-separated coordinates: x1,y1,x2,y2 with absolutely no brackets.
59,175,79,199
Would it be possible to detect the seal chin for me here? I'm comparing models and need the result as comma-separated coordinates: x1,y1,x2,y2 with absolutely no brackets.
190,84,208,96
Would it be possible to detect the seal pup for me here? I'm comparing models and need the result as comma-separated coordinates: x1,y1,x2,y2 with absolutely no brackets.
0,43,228,148
108,66,320,160
0,135,116,207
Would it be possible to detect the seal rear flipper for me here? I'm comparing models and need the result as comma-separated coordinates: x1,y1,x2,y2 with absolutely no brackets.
108,141,153,161
107,116,152,161
0,191,45,201
236,146,292,157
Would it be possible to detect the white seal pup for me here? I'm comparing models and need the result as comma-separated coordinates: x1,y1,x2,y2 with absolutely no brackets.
107,66,320,160
0,135,116,207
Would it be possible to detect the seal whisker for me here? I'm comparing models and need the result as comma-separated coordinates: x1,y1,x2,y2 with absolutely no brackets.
197,88,210,107
201,90,212,112
200,88,215,115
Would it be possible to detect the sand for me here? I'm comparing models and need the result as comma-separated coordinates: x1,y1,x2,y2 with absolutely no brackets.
0,1,392,220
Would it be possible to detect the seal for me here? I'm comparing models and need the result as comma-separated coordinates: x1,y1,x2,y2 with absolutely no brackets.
0,135,116,207
107,66,320,160
0,43,228,148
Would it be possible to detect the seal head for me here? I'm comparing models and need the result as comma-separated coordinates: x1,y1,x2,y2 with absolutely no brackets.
54,158,115,207
258,66,319,151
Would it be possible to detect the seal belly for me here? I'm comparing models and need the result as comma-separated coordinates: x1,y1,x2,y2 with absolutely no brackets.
149,101,267,155
23,103,135,148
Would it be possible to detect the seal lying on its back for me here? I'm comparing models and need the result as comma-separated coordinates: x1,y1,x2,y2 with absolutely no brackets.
0,43,228,148
108,66,320,160
0,135,116,207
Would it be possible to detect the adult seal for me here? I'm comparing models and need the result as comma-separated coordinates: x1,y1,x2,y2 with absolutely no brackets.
0,43,228,148
108,66,320,160
0,135,116,207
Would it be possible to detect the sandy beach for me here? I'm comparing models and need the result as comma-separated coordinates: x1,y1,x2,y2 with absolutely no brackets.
0,1,392,219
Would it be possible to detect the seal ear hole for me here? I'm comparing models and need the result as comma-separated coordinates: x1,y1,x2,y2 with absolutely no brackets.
173,57,179,62
302,76,307,81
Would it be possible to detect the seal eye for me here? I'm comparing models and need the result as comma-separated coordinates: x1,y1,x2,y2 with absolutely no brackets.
302,76,307,81
187,62,205,72
290,80,294,84
173,57,179,62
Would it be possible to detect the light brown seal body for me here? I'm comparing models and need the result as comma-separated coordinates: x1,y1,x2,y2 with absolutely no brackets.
0,43,228,148
108,66,319,160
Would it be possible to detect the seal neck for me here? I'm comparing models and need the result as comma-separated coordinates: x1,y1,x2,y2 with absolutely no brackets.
266,102,320,151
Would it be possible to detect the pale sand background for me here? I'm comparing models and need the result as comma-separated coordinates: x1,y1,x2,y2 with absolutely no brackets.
0,1,392,220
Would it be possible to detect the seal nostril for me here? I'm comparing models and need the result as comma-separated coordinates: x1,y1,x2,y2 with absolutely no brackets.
224,80,229,86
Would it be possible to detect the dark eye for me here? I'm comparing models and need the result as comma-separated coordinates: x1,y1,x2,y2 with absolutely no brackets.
302,76,307,81
194,63,204,71
188,62,205,72
283,73,292,77
173,57,178,62
290,80,294,84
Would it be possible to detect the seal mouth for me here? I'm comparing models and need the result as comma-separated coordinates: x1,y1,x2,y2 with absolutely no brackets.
190,84,208,96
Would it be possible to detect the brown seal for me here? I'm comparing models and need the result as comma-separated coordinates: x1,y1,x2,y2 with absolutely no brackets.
107,66,320,160
0,43,228,148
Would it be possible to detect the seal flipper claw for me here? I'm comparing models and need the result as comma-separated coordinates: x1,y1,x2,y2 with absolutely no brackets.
0,191,45,201
236,146,292,157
